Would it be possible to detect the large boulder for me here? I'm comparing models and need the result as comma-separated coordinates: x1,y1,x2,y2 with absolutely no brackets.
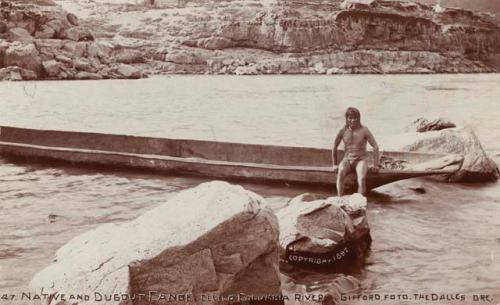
88,41,113,62
277,194,370,271
75,71,102,80
63,41,88,58
0,66,23,81
67,13,79,26
30,181,281,305
73,57,92,71
401,127,499,181
34,24,56,39
42,59,61,77
114,63,142,79
61,26,94,41
113,48,146,64
46,19,67,34
4,42,42,75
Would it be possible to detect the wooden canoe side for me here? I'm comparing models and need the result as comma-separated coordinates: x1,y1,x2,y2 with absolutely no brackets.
0,126,462,189
0,126,455,166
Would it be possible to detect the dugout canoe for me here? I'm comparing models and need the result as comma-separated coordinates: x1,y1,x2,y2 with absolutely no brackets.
0,126,464,190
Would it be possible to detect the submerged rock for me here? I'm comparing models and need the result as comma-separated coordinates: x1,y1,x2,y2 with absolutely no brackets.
30,181,281,305
47,213,64,223
277,193,371,271
281,273,360,305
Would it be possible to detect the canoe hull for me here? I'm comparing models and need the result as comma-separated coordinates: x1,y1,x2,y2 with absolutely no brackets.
0,126,462,190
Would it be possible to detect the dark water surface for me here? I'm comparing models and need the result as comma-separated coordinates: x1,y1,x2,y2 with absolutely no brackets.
0,75,499,304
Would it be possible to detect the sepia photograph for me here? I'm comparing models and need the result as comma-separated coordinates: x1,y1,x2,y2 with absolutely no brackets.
0,0,499,304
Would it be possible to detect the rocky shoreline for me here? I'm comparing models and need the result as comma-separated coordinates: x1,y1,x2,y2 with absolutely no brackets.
1,0,500,80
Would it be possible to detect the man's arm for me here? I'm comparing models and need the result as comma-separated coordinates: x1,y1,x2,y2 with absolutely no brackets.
366,128,379,167
332,129,343,166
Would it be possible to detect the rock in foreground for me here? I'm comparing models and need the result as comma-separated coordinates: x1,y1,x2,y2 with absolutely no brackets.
30,181,281,305
277,194,371,271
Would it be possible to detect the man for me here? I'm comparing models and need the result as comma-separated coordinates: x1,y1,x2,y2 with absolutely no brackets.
332,107,380,196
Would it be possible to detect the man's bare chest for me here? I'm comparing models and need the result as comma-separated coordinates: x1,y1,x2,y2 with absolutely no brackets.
343,128,366,145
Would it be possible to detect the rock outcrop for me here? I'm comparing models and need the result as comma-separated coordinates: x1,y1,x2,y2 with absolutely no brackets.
0,0,500,79
202,0,500,73
154,0,500,74
407,117,457,132
0,1,145,80
3,41,42,74
3,0,500,78
277,193,371,271
401,126,499,181
30,181,281,305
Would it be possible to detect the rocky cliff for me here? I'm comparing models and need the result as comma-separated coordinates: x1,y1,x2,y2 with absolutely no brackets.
0,0,144,80
2,0,500,79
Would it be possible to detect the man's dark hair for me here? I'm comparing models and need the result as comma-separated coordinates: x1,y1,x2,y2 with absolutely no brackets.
345,107,361,119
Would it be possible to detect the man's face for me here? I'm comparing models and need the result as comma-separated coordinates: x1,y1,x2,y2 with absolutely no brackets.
346,115,360,129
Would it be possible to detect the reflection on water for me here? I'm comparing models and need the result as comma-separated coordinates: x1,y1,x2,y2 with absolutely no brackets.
423,86,471,91
0,75,499,304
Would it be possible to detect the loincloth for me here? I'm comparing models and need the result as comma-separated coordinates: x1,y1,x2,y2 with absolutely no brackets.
341,155,367,171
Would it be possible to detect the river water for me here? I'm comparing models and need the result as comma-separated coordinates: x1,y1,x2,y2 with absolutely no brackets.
0,75,499,305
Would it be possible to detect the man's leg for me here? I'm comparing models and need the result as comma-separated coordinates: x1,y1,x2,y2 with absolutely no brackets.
336,159,350,196
355,159,368,195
